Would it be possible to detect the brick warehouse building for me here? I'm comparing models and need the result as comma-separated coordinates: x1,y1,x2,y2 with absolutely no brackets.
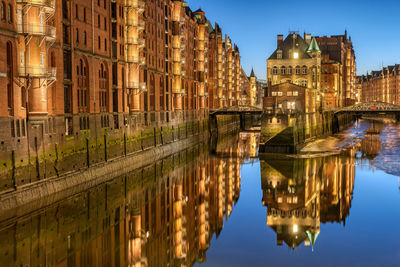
357,65,400,105
0,0,251,189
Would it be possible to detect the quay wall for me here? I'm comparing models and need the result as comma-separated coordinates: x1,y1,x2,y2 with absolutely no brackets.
0,113,240,214
260,111,355,154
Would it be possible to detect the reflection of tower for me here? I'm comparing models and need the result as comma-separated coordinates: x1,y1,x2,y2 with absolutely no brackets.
128,208,145,267
173,181,187,260
198,165,210,253
261,157,321,249
261,154,355,249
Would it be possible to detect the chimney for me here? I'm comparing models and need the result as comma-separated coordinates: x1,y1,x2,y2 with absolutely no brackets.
304,33,311,44
277,34,283,48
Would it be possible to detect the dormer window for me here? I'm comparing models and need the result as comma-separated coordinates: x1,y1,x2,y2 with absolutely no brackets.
277,50,282,59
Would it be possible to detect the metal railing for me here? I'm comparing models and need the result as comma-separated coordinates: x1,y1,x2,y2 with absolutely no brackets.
18,66,56,78
124,0,145,9
17,24,56,39
126,56,146,65
126,19,145,29
126,37,145,47
17,0,55,9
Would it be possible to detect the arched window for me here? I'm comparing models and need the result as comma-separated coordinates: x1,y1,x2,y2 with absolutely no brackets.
159,77,164,110
77,58,89,112
281,66,286,75
1,2,5,21
288,66,292,75
7,4,11,23
149,73,155,111
272,66,278,75
302,65,307,75
295,66,300,75
6,42,13,113
99,63,108,112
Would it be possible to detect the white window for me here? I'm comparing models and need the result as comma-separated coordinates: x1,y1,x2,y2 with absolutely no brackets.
287,91,292,96
271,91,277,96
278,91,283,96
293,52,299,59
40,52,45,69
293,91,298,96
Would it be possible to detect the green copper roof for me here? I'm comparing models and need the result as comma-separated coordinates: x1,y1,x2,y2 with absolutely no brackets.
307,37,320,52
306,230,320,252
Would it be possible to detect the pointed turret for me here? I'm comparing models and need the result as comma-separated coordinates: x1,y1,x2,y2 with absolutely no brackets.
250,68,255,78
307,37,320,53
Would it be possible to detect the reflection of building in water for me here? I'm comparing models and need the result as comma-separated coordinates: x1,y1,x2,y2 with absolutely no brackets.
0,145,241,267
239,132,260,159
214,131,260,162
260,153,355,249
357,120,383,160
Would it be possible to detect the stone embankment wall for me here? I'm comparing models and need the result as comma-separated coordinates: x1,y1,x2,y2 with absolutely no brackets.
260,111,355,154
0,114,240,214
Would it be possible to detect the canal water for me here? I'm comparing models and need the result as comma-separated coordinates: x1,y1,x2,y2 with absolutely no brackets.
0,119,399,266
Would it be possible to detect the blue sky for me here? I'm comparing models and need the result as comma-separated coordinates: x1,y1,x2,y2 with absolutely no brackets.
188,0,400,79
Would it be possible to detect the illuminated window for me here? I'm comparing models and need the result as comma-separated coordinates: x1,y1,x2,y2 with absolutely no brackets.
272,91,277,96
293,91,299,96
295,66,300,75
302,66,307,74
293,52,299,59
278,91,283,96
281,66,286,75
287,91,292,96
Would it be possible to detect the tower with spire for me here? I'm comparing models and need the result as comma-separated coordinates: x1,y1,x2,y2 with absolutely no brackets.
249,68,257,106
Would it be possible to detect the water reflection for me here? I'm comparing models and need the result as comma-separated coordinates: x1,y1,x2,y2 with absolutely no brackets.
0,132,261,267
260,151,355,250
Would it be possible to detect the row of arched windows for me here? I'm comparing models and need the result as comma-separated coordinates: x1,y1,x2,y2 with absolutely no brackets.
272,65,308,75
0,2,13,24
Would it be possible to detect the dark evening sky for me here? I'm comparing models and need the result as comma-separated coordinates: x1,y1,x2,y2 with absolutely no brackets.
188,0,400,79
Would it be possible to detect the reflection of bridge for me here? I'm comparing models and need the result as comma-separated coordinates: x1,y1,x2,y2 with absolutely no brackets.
210,106,263,115
334,102,400,117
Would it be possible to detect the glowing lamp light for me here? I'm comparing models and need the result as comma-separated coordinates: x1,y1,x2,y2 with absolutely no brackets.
293,224,298,233
293,52,299,59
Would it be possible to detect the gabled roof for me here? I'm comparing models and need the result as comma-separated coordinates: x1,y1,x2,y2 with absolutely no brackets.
268,33,311,60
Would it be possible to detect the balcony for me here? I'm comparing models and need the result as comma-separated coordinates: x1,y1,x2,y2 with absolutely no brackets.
126,81,147,92
17,24,56,41
124,0,145,11
126,56,146,65
126,37,145,47
16,0,55,12
126,19,145,30
18,66,57,79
